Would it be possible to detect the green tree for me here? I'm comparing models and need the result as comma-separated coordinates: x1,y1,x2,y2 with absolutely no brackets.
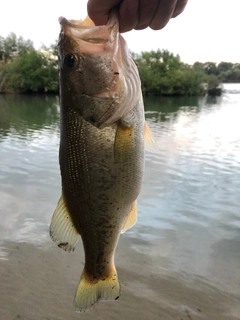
192,61,204,71
0,36,4,61
2,32,18,61
206,74,222,95
217,62,233,74
0,33,34,62
17,36,34,55
203,62,218,75
134,50,207,96
218,62,240,82
3,48,58,93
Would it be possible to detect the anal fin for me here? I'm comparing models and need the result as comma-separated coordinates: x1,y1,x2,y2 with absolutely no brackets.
49,194,79,252
121,201,137,233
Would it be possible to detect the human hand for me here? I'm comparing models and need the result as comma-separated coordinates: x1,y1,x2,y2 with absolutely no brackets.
87,0,188,33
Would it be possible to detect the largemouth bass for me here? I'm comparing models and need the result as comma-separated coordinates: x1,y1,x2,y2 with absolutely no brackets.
50,12,155,312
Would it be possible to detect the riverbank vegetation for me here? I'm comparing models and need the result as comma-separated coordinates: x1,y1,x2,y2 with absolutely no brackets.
0,33,58,94
0,33,239,96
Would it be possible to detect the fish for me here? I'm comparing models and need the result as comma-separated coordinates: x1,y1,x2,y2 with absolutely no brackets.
49,12,156,312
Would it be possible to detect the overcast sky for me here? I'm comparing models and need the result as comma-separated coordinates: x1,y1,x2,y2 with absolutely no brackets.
1,0,239,64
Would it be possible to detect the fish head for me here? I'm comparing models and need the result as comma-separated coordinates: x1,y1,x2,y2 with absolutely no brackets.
58,14,141,128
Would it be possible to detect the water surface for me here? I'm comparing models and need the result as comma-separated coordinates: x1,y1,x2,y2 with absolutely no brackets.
0,86,240,319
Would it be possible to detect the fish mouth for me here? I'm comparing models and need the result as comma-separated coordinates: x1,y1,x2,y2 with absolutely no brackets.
59,14,119,53
59,13,122,97
59,13,139,128
59,14,127,127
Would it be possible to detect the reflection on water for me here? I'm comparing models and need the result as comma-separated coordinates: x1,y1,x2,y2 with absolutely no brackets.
0,95,60,247
0,87,240,299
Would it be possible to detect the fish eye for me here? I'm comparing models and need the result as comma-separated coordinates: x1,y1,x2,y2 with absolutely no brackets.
63,53,77,68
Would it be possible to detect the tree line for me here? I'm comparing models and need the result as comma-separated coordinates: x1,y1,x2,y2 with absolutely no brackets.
133,51,240,96
0,33,239,96
0,33,58,93
193,61,240,83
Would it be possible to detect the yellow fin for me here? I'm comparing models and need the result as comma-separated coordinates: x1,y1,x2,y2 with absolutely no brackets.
49,194,79,252
121,201,137,233
114,123,134,161
74,267,120,312
81,16,95,26
144,122,158,152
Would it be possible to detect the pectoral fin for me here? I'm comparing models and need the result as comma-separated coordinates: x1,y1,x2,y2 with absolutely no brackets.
49,194,79,252
144,122,158,152
114,122,134,161
121,201,137,233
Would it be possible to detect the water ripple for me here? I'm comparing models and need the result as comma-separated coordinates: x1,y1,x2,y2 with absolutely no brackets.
0,89,240,295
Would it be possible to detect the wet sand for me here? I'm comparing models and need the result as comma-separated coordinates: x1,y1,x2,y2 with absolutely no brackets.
0,238,239,320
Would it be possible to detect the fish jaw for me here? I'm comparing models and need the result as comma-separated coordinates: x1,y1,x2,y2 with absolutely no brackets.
58,14,141,128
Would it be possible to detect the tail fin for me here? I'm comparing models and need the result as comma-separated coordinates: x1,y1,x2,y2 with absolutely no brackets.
74,267,120,312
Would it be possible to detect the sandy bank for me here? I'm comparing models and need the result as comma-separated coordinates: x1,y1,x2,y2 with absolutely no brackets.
0,239,239,320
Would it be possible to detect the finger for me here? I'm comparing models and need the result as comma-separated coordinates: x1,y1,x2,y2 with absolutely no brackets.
149,0,178,30
118,0,140,33
134,0,159,30
172,0,188,17
87,0,121,26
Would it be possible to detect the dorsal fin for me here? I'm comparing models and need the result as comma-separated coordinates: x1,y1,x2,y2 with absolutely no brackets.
81,16,95,26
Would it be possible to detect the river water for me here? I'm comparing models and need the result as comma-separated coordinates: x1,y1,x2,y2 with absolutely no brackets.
0,84,240,320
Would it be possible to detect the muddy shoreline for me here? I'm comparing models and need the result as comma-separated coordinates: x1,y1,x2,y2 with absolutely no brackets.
0,238,239,320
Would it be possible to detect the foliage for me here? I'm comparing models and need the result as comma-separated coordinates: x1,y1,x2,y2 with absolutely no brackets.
134,50,240,96
193,61,240,83
0,32,239,96
134,50,207,96
0,33,58,93
2,49,58,93
0,32,34,62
